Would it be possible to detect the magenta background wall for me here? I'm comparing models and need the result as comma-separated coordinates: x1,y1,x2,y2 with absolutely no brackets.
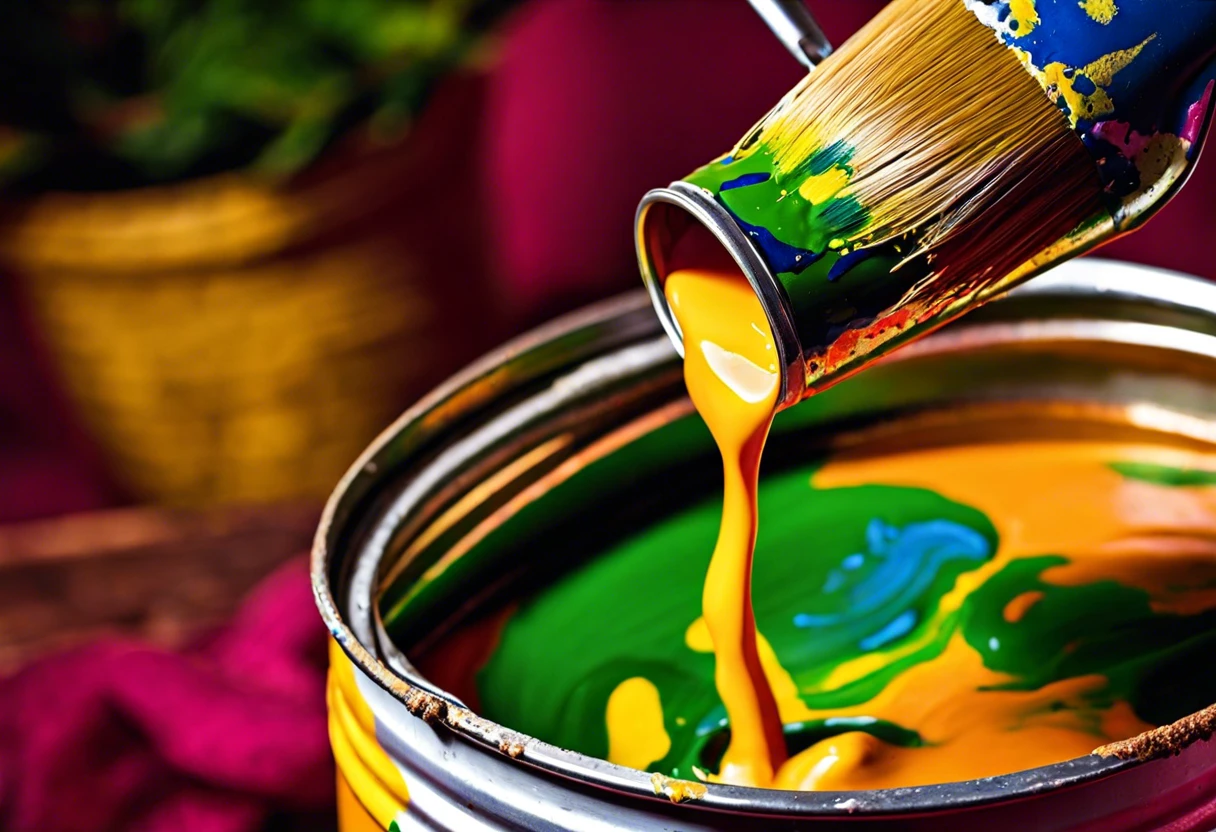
1,0,1213,523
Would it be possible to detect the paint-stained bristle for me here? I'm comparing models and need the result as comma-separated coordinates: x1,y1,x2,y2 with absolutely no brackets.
751,0,1106,294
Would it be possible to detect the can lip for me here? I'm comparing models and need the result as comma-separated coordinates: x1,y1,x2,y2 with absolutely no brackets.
635,182,807,408
314,260,1216,818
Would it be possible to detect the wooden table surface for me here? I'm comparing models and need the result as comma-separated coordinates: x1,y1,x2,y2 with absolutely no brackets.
0,502,320,672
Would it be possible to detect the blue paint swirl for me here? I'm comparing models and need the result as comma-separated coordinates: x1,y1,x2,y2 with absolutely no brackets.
794,518,991,655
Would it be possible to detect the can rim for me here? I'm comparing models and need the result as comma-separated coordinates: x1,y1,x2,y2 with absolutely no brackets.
635,182,807,408
314,258,1216,817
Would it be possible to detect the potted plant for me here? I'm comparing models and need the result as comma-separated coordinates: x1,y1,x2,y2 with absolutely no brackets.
0,0,515,506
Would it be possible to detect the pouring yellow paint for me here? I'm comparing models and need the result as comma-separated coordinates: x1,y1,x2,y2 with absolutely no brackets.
663,266,787,786
421,264,1216,789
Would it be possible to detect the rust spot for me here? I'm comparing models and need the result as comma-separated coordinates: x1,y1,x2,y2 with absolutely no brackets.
650,772,708,804
499,737,526,759
443,706,469,729
1095,704,1216,761
403,688,448,724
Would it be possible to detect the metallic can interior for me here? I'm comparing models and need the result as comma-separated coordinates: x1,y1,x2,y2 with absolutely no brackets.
315,259,1216,831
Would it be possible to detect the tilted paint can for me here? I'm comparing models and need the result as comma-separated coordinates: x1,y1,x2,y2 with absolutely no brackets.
315,259,1216,831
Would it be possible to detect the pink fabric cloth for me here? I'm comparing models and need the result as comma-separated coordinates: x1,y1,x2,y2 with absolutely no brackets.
0,557,333,832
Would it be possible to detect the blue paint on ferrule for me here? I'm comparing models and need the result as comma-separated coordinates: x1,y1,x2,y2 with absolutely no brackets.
972,0,1216,135
720,172,772,191
719,201,823,275
970,0,1216,212
827,247,877,282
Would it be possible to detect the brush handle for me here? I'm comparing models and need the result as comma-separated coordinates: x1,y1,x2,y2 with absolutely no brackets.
747,0,833,70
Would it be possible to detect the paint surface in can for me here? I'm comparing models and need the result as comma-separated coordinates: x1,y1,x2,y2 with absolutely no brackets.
416,430,1216,790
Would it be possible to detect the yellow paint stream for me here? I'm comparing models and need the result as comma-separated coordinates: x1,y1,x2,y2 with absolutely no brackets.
663,266,785,786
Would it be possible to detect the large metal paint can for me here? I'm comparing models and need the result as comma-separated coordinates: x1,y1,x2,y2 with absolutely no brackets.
314,258,1216,831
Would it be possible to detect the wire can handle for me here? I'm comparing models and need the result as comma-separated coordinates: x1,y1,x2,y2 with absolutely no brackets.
747,0,833,70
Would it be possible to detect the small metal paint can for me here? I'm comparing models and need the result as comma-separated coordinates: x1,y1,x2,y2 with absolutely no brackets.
315,259,1216,831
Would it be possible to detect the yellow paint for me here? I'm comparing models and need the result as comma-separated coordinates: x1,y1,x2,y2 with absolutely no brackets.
1008,0,1040,36
1025,35,1155,125
1080,0,1118,24
655,250,1216,791
606,677,672,770
650,302,1216,790
750,439,1216,788
700,545,1154,790
661,267,1169,791
650,772,709,803
684,616,713,652
797,167,850,205
767,636,1152,790
328,640,410,828
1084,35,1155,87
665,266,785,786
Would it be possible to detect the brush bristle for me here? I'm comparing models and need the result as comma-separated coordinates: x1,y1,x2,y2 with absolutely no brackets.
742,0,1106,300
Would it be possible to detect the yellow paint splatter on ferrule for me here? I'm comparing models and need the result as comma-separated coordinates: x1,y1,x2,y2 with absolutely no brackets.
1009,0,1040,36
1080,0,1118,24
798,167,850,205
1022,34,1156,125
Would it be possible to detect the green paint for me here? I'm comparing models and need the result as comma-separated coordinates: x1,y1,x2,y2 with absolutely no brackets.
963,555,1216,725
685,145,869,259
465,459,1216,781
1110,461,1216,487
476,464,999,778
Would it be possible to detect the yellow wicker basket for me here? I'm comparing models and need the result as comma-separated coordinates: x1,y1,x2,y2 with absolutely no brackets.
0,83,495,507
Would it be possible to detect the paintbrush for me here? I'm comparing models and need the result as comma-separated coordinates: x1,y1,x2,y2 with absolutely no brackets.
637,0,1216,409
